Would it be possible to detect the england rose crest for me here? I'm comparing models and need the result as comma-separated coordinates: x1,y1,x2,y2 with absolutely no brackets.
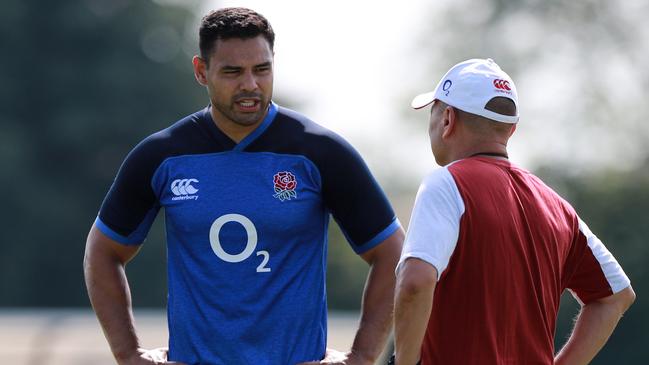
273,171,297,201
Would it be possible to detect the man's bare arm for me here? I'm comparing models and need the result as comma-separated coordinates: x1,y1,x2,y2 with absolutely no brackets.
394,258,437,365
300,229,405,365
84,224,181,364
555,286,635,365
348,228,405,365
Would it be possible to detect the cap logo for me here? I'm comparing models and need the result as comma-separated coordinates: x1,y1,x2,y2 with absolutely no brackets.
442,80,452,96
493,79,511,91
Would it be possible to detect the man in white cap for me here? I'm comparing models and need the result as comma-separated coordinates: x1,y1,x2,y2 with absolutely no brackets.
393,59,635,365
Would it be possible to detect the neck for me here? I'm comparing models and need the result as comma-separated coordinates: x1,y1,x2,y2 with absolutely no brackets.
469,151,509,159
209,106,267,143
448,141,509,164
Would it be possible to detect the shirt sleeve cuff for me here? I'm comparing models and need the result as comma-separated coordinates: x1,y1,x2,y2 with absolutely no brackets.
352,218,402,255
95,216,146,245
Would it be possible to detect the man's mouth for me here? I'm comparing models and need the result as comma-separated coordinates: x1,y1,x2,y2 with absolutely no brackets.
235,99,260,112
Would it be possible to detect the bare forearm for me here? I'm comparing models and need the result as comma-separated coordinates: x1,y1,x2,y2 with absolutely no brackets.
394,279,433,365
350,261,396,364
555,287,635,365
84,251,140,362
393,258,437,365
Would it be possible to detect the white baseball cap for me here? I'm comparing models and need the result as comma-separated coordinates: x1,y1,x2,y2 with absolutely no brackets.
411,58,519,123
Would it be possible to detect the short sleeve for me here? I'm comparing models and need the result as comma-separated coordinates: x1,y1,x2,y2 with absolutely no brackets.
96,137,164,245
397,167,465,279
564,218,631,304
319,136,399,254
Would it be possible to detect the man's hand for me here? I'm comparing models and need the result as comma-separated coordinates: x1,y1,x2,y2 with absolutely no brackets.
121,347,187,365
297,348,373,365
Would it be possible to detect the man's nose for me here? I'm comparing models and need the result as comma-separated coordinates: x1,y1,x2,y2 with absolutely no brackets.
240,71,258,92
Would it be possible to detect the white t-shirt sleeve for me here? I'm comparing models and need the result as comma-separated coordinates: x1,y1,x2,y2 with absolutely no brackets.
577,218,631,294
397,167,465,280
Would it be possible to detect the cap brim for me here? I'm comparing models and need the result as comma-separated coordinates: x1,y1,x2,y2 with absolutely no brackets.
411,91,436,110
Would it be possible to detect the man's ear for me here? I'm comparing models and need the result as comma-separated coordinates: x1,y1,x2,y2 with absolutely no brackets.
192,55,208,86
509,123,517,137
441,106,457,139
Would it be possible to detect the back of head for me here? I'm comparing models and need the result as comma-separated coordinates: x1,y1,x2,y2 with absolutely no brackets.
199,7,275,61
456,96,517,138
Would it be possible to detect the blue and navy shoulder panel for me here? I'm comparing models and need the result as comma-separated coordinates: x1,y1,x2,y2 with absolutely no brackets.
98,102,398,252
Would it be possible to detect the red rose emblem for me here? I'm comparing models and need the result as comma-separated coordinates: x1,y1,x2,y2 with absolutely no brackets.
273,171,297,201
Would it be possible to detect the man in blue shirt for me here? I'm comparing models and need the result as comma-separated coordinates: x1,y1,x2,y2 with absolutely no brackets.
84,7,404,365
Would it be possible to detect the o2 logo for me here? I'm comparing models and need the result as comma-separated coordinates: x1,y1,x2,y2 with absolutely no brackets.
208,214,271,273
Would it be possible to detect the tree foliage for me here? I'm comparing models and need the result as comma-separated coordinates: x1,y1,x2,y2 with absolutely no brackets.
0,0,204,306
407,0,649,170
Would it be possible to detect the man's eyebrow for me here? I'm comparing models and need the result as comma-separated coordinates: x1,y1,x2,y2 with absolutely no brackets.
220,62,271,71
221,65,242,71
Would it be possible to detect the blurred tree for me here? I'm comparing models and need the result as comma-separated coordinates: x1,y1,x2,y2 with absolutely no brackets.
0,0,205,306
405,0,649,171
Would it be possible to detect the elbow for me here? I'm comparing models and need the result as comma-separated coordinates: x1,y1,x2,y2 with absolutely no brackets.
619,286,636,313
396,259,437,300
397,277,429,301
595,285,637,315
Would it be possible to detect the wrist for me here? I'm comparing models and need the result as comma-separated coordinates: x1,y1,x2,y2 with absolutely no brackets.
115,348,143,365
347,350,375,365
390,354,422,365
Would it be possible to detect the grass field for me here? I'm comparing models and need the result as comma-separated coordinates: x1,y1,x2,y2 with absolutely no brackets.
0,309,368,364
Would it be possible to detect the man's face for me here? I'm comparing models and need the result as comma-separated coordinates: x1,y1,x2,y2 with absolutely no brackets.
202,35,274,128
428,100,447,165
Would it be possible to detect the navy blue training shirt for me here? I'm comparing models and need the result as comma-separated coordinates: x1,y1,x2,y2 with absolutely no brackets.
96,102,400,365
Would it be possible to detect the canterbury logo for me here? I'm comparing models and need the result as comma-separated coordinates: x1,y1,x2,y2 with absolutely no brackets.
171,179,199,201
493,79,511,91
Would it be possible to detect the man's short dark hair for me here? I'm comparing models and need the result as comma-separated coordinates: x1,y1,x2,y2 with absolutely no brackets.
484,96,517,117
443,97,517,135
199,7,275,62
